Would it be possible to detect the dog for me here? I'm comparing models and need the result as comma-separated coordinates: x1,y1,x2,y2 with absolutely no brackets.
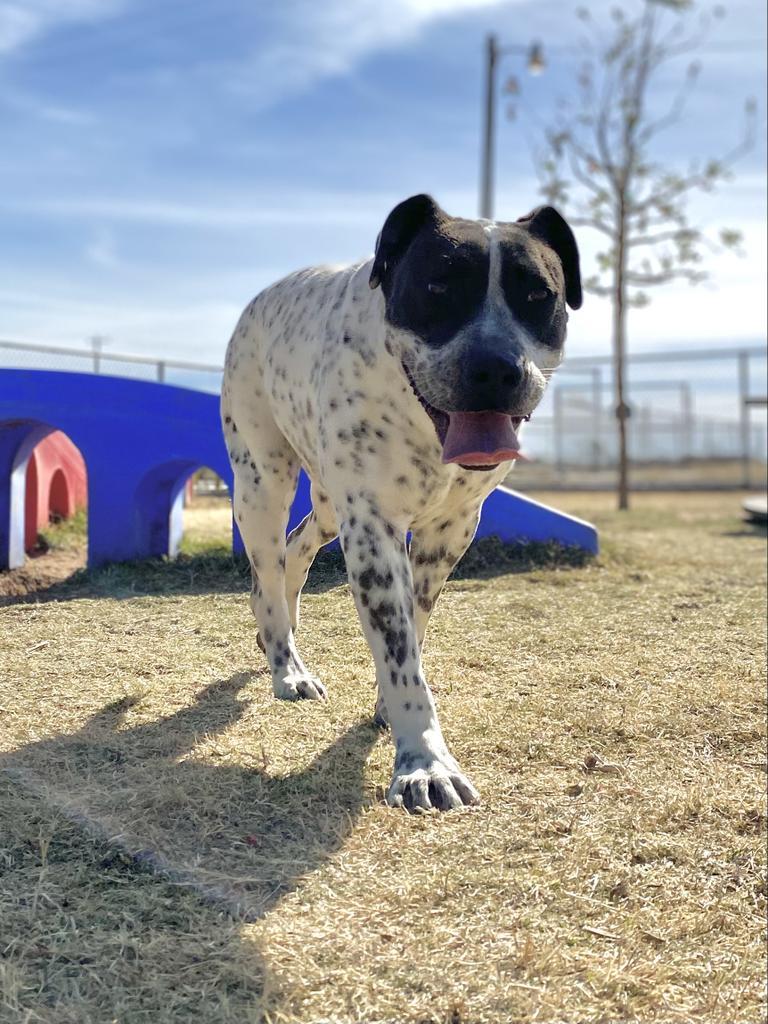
221,194,581,812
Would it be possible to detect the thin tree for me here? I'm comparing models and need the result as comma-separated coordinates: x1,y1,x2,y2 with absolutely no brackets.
535,0,755,509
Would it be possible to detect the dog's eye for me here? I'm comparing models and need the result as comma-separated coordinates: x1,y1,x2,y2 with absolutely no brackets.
427,282,448,295
527,288,550,302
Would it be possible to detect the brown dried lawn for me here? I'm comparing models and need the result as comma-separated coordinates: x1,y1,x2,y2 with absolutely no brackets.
0,491,765,1024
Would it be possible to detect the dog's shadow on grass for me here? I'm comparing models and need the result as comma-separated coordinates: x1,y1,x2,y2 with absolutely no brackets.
2,671,380,920
1,672,381,1017
721,522,767,539
2,537,592,607
1,548,349,606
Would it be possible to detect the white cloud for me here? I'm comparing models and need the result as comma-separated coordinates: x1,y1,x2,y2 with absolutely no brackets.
13,193,390,229
84,228,119,269
0,285,241,363
222,0,506,108
401,0,499,13
0,88,96,125
2,177,764,363
0,0,123,55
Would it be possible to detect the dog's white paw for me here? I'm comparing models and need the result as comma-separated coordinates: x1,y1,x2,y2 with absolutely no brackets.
387,749,479,812
273,673,327,702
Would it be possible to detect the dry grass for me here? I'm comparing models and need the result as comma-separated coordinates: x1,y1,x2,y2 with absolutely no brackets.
179,501,234,556
509,457,768,491
0,492,765,1023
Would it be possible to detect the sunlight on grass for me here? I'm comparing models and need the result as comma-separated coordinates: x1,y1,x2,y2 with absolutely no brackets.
37,507,87,552
1,492,765,1024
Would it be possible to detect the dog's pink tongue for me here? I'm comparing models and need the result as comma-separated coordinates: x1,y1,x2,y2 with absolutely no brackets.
441,412,525,466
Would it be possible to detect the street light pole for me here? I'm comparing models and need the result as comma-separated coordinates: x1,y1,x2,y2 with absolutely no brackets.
479,36,545,221
480,34,498,220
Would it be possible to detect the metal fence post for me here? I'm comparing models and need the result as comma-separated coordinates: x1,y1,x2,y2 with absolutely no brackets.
553,386,565,481
738,351,751,488
591,367,601,470
681,383,693,461
157,361,166,383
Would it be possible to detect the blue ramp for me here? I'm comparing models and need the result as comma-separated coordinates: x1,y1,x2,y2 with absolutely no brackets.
475,484,598,554
286,478,598,555
0,369,598,568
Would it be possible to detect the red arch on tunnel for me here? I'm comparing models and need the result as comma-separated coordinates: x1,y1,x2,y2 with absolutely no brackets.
24,431,87,551
49,469,70,519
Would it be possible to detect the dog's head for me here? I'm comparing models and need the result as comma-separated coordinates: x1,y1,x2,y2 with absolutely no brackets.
369,193,581,469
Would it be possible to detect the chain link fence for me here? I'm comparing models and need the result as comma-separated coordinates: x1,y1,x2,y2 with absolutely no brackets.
0,339,223,393
515,346,767,490
2,337,766,490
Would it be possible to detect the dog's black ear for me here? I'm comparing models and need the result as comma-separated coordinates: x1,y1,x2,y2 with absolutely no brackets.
516,206,582,310
369,194,442,290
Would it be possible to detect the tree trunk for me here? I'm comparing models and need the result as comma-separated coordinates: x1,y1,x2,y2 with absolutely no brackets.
613,203,630,511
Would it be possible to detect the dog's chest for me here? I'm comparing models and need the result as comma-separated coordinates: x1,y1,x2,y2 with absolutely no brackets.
257,266,504,518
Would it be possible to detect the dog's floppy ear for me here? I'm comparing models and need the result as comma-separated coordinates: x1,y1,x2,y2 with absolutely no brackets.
369,194,442,290
516,206,582,310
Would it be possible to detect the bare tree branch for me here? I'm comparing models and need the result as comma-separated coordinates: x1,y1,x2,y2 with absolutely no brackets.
632,124,755,213
626,268,706,285
627,229,698,247
567,216,615,237
636,68,695,144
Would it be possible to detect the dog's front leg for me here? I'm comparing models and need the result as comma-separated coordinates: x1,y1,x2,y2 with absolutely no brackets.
338,504,479,812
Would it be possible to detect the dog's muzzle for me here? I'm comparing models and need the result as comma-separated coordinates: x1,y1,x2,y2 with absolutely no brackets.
403,362,530,471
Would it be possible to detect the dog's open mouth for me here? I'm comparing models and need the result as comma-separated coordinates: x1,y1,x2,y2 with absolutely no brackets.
402,363,529,472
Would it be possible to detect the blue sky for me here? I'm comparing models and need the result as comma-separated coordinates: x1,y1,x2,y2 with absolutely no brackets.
0,0,765,364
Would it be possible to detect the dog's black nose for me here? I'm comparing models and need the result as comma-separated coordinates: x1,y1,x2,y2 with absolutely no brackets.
468,352,525,389
462,350,527,411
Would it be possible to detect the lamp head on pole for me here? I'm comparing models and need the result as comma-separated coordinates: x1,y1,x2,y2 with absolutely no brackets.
526,41,545,75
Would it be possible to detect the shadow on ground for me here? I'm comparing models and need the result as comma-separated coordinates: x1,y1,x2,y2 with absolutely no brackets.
721,523,768,539
2,672,380,920
1,536,592,607
0,673,382,1019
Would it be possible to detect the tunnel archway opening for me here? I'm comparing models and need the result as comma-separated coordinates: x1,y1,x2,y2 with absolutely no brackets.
48,468,71,521
1,421,88,571
134,462,231,561
176,467,231,557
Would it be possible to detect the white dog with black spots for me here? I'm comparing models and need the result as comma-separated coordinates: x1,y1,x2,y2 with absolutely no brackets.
221,194,582,812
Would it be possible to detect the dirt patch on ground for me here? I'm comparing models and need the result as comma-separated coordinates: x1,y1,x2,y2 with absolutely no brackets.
0,546,86,599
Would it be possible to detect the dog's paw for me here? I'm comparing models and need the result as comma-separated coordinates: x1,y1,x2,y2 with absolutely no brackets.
387,750,479,812
273,673,327,702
